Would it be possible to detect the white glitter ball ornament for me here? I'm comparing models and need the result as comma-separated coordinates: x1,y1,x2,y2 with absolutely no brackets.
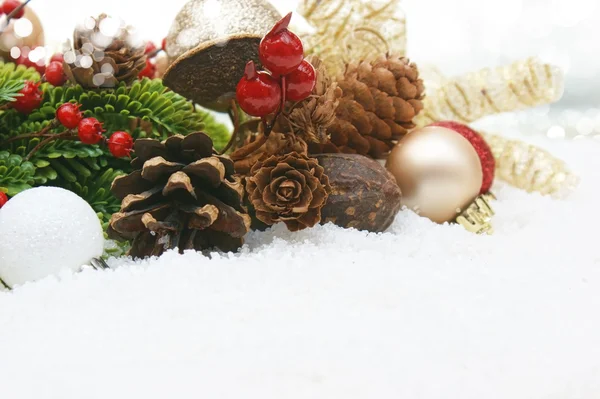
0,187,104,287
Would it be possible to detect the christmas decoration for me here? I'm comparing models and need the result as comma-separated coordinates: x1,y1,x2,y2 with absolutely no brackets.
386,125,483,224
76,117,104,145
63,14,147,89
316,153,401,232
56,102,82,129
483,133,579,198
246,152,330,232
285,59,317,102
1,0,26,19
415,58,564,127
310,54,424,159
163,0,281,111
108,132,251,258
12,79,41,114
107,131,133,158
259,12,304,76
0,191,7,207
299,0,407,78
432,121,495,194
0,187,104,288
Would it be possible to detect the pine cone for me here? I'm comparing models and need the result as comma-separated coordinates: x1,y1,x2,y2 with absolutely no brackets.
108,132,251,258
310,54,425,159
275,55,342,144
64,14,146,88
230,132,308,176
246,152,331,232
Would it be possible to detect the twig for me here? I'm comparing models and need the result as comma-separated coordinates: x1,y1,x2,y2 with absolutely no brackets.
0,120,58,147
25,131,77,161
219,99,241,155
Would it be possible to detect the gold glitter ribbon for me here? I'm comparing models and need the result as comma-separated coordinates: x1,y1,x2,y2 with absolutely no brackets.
482,133,579,198
299,0,406,77
415,58,565,127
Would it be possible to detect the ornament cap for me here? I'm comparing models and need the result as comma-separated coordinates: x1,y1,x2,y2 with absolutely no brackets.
455,193,496,235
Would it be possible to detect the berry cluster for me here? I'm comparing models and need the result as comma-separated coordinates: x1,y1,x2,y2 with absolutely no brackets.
138,37,167,80
56,103,134,158
236,13,316,119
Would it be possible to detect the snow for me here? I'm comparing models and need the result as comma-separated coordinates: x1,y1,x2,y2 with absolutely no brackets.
0,132,597,398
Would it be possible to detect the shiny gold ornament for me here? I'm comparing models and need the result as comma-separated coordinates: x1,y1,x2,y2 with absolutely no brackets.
386,126,483,224
163,0,280,111
415,58,564,127
299,0,406,77
482,133,579,198
0,7,45,61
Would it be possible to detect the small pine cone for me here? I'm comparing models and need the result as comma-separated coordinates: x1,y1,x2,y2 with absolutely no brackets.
230,132,308,176
108,132,251,258
274,55,342,144
309,54,425,159
246,152,331,232
64,14,147,88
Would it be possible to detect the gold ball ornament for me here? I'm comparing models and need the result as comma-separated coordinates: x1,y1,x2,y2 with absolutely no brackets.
0,7,45,62
163,0,281,111
386,126,483,224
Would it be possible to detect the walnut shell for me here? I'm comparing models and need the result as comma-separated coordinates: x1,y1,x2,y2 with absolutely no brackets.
316,154,402,232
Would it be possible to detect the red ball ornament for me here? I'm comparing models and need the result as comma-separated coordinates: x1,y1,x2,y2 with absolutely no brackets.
108,131,134,158
56,103,83,129
2,0,25,19
13,80,42,114
77,117,104,145
285,59,316,102
0,192,8,208
236,61,282,117
45,61,66,86
431,121,495,194
138,59,156,79
259,12,304,76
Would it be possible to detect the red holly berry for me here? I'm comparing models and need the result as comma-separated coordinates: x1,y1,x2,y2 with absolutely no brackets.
49,53,64,64
56,103,83,129
45,61,66,86
77,117,104,145
108,131,134,158
13,81,42,114
2,0,25,19
236,61,282,117
259,12,304,76
15,53,45,75
138,59,156,79
0,192,8,209
285,59,316,102
431,121,496,194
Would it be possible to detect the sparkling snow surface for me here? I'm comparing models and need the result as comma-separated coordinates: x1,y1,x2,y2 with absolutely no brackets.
0,133,598,399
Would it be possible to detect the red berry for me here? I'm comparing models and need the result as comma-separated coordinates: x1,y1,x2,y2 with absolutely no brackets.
2,0,25,19
236,61,282,117
13,81,42,114
15,53,45,75
145,41,157,55
431,121,496,194
77,117,104,145
285,59,316,102
138,59,156,79
45,61,66,86
0,192,8,208
49,53,64,64
56,103,83,129
108,131,134,158
259,12,304,76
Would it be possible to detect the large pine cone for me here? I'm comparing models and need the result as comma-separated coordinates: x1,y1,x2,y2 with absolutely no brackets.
310,54,425,159
64,14,146,88
246,152,331,232
108,132,251,258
